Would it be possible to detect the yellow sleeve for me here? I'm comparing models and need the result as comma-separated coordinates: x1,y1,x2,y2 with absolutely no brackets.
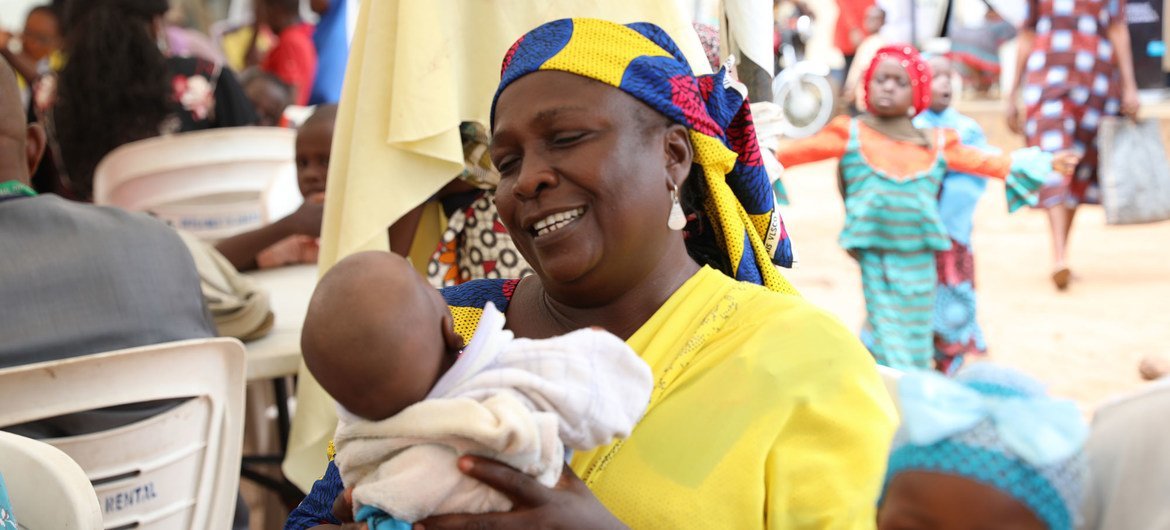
762,304,898,529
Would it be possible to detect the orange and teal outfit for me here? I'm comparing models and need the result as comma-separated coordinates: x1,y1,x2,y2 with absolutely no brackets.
776,114,1051,370
288,18,895,529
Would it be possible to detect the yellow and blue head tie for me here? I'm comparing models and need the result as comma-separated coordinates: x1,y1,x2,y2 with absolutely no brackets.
491,18,796,294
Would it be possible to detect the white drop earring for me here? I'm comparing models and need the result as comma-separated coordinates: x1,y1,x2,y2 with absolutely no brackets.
668,183,686,231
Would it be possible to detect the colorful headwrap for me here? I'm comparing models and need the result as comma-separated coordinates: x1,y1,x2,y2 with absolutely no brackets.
862,44,933,116
491,18,795,294
884,364,1087,530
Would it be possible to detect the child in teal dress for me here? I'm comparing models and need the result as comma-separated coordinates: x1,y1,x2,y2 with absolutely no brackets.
774,45,1077,370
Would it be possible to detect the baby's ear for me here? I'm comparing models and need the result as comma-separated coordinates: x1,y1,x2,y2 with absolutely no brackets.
441,313,464,353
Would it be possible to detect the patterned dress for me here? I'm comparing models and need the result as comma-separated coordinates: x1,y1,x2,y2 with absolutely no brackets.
777,116,1051,370
1022,0,1125,206
914,108,993,374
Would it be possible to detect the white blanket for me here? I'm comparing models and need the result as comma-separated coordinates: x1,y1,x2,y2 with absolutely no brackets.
333,303,652,522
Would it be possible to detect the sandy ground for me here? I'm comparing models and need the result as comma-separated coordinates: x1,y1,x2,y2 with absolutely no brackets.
778,104,1170,414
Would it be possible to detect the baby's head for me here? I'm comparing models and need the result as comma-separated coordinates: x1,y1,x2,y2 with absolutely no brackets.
302,251,463,421
878,364,1087,530
295,104,336,199
926,55,954,114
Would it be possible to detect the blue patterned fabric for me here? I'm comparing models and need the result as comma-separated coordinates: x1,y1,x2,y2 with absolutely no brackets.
0,473,17,530
883,364,1087,530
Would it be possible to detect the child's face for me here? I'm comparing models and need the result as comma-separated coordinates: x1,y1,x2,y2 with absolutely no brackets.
928,57,953,113
879,471,1047,530
295,119,333,198
867,58,913,118
22,11,60,61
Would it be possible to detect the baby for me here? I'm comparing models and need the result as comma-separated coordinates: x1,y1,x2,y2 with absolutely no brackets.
301,251,652,527
878,364,1088,530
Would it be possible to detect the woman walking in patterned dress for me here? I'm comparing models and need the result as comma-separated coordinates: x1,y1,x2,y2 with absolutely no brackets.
1005,0,1140,290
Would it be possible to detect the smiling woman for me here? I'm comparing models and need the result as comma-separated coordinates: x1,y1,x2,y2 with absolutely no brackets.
287,18,897,530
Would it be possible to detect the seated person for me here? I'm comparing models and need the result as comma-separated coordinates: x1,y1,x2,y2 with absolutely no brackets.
879,364,1087,530
257,0,317,106
37,0,258,199
288,18,896,530
0,61,214,373
303,251,652,527
215,104,335,271
241,68,294,127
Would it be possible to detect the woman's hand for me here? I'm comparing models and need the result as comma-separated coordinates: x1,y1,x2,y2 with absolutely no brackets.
1052,150,1081,177
416,456,627,530
1004,96,1023,135
1121,84,1140,120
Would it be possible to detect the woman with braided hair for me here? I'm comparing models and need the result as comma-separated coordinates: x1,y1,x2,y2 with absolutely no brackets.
40,0,256,199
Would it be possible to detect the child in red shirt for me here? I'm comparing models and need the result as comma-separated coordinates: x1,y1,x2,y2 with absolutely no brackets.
259,0,317,105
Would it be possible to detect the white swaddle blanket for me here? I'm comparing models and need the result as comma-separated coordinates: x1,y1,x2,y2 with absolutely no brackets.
333,302,653,523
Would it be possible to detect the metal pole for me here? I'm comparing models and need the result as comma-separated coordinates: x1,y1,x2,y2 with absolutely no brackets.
910,0,919,47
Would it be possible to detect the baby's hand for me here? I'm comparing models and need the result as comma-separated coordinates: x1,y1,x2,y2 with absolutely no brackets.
1052,151,1080,177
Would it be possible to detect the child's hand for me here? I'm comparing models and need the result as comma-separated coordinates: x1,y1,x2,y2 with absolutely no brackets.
1052,151,1080,177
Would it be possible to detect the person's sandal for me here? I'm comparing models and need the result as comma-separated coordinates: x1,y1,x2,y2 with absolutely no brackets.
1051,267,1071,291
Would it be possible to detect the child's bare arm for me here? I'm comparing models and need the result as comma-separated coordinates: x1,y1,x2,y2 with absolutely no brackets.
214,193,324,271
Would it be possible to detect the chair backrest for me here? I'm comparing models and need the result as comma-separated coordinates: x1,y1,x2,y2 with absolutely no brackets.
0,431,104,529
0,339,246,530
876,365,904,416
92,127,301,241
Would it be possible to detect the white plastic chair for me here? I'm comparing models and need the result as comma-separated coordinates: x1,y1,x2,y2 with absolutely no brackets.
92,127,302,241
876,365,904,416
0,431,103,529
0,338,247,530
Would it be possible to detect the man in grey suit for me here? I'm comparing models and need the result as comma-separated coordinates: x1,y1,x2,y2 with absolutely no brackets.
0,63,215,373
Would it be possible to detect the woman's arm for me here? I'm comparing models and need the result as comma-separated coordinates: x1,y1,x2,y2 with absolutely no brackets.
286,460,346,529
1006,0,1039,134
1005,29,1035,134
417,458,626,529
765,314,898,527
0,46,40,85
1106,3,1141,118
773,116,850,168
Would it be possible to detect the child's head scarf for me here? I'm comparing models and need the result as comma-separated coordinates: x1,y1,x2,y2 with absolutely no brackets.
491,18,795,294
862,44,933,115
884,364,1088,530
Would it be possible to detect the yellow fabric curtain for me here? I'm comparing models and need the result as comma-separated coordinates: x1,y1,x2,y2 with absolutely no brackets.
570,267,896,528
284,0,712,491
